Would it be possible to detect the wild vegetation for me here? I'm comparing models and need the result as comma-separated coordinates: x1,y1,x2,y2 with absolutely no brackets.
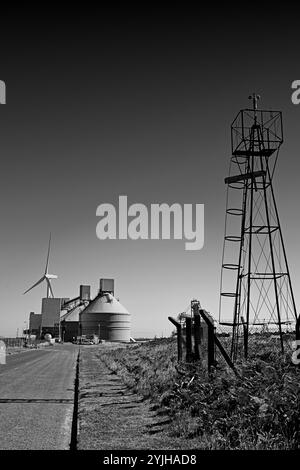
100,338,300,450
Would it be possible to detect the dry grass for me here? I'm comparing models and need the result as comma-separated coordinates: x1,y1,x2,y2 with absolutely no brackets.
78,344,200,450
100,338,300,450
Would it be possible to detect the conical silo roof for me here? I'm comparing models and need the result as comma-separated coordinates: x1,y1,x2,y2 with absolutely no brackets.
79,291,131,342
81,293,129,315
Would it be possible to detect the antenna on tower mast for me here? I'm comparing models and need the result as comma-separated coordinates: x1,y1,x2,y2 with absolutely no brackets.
248,93,261,122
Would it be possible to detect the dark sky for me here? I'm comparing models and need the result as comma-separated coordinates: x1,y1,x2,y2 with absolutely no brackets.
1,7,300,336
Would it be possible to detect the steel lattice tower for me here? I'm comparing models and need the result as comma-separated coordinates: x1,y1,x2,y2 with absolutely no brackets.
219,95,297,361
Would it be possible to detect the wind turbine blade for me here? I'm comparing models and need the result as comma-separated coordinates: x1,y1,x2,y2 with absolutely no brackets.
45,233,52,275
23,276,45,295
46,278,54,298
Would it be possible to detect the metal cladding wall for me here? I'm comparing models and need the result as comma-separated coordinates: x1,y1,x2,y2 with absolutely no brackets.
29,312,42,331
80,285,91,301
41,298,62,327
79,293,131,342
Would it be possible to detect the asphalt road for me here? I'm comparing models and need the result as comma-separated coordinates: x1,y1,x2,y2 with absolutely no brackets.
0,344,78,450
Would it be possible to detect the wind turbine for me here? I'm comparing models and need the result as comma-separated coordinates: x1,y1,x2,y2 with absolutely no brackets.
23,234,58,298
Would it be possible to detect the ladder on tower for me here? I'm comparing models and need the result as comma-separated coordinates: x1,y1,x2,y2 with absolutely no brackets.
219,95,298,361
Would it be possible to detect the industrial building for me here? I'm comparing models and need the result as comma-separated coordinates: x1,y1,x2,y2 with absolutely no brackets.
29,312,42,335
27,278,131,343
60,304,86,342
79,279,131,342
41,298,68,337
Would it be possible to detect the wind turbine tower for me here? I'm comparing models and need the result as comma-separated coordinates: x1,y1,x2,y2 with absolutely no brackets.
24,234,58,298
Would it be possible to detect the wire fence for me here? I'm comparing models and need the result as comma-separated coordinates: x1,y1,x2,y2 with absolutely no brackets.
0,337,53,350
171,313,297,375
215,322,296,365
1,337,26,348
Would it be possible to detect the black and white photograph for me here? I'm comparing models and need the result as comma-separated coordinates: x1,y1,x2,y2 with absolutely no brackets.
0,6,299,461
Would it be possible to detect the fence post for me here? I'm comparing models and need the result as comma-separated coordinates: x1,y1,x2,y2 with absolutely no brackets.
296,315,300,356
207,322,215,372
296,315,300,342
177,323,182,361
191,300,201,361
194,315,201,361
186,317,192,362
241,316,248,359
199,309,240,377
168,317,183,362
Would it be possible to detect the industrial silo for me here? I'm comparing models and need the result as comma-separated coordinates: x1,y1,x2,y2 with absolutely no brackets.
79,279,131,342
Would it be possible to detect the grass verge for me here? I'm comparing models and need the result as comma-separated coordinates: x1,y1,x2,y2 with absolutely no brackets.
99,338,300,450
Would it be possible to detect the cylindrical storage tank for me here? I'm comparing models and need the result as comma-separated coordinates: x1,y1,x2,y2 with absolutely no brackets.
79,293,131,342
